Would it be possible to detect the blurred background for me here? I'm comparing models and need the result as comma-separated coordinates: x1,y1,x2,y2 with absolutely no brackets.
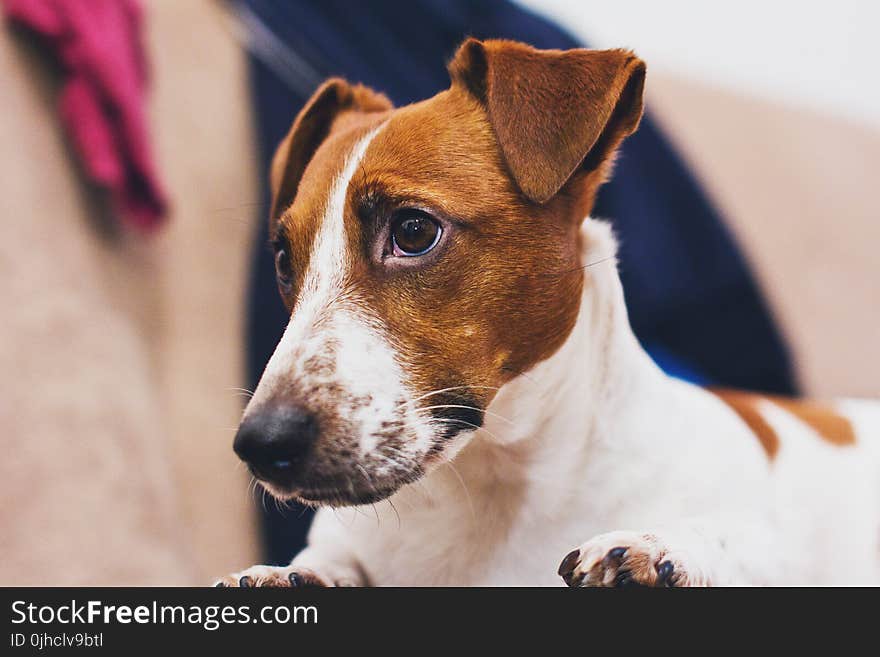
0,0,877,586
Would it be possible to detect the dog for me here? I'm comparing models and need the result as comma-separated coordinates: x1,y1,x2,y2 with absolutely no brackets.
216,39,880,586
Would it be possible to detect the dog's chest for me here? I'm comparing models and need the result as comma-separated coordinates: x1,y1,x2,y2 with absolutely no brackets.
341,454,631,586
351,499,592,586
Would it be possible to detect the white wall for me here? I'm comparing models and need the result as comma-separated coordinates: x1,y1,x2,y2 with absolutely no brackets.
517,0,880,128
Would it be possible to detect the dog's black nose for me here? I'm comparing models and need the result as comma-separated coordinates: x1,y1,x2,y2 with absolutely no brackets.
233,404,319,486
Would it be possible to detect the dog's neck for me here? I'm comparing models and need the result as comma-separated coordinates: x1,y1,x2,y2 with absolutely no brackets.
449,220,667,481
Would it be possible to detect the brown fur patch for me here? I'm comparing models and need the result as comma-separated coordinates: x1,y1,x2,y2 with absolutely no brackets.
772,398,857,446
711,389,780,460
448,38,645,205
712,389,857,458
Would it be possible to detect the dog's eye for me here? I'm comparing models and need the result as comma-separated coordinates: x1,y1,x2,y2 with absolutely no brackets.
391,210,442,257
274,247,293,288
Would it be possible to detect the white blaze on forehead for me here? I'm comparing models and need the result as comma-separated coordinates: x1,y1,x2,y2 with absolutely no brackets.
253,124,386,401
287,124,386,348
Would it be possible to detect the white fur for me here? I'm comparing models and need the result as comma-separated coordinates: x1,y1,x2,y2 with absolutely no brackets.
287,219,880,586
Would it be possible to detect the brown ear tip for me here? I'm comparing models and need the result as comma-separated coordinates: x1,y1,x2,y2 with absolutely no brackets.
627,58,647,96
458,36,485,50
350,84,394,112
448,37,489,97
618,50,647,78
316,78,393,113
314,77,352,103
629,55,647,78
448,37,486,71
617,55,647,135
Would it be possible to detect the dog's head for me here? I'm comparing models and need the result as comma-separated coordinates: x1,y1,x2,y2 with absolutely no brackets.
235,39,645,505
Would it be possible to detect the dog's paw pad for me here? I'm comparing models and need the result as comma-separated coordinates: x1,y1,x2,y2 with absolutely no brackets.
559,531,688,588
213,565,330,588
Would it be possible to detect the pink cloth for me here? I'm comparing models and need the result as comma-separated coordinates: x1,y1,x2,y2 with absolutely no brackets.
4,0,167,231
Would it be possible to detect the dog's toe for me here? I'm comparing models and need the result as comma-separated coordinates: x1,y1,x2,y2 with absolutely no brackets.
288,571,327,587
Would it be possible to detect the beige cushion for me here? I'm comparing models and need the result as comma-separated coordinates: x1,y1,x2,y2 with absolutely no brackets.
0,0,258,585
649,73,880,398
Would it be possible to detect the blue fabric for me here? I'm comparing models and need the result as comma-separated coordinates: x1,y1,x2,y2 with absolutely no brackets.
239,0,797,565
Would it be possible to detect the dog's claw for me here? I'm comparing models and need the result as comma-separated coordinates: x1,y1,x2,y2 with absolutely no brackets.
289,572,301,587
239,576,252,588
604,546,627,564
656,560,675,586
614,570,634,587
558,549,581,578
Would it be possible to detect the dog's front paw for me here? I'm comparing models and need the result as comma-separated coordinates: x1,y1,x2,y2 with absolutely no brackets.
558,531,708,587
214,565,330,588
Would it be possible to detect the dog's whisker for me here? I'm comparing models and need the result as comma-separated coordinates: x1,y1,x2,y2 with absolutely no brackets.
443,460,477,525
341,475,373,519
355,464,383,525
414,404,515,426
336,494,360,527
500,365,541,387
260,487,270,514
351,505,372,520
398,385,501,409
534,255,616,279
376,444,421,467
355,463,373,485
226,386,255,398
374,449,433,502
244,475,257,507
250,477,261,505
417,416,504,443
370,502,381,526
386,498,401,530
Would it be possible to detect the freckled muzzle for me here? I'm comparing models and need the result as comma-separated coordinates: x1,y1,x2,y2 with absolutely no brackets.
232,387,485,506
232,393,430,506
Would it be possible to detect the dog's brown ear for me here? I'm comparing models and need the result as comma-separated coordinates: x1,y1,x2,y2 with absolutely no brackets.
449,38,645,204
269,78,392,224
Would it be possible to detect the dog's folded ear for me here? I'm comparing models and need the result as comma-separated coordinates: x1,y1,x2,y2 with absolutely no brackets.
449,38,646,205
269,79,393,223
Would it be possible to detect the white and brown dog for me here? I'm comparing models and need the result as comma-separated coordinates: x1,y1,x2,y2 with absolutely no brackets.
217,39,880,587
